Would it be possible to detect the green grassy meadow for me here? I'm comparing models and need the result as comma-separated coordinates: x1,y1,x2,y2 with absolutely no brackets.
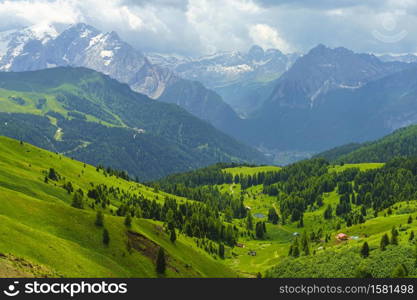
0,136,235,278
1,137,416,278
214,164,417,277
223,166,281,176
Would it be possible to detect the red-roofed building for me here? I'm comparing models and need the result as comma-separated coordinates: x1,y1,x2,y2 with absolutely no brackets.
337,233,348,241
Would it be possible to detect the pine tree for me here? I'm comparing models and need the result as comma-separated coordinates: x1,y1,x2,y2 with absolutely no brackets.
48,168,59,181
71,191,84,209
391,234,398,245
380,234,389,251
170,228,177,243
298,215,304,228
95,211,104,227
292,243,300,258
246,212,253,230
346,217,352,227
255,222,265,239
351,193,356,205
218,243,225,259
156,247,166,274
102,228,110,245
408,215,413,224
409,230,415,242
124,214,132,228
256,272,262,279
268,208,279,224
360,242,370,258
391,228,399,245
323,205,333,219
289,238,300,258
301,232,310,256
288,245,293,257
360,205,367,216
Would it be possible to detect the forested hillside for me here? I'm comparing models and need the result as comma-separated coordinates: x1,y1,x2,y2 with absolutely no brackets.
0,136,236,277
155,156,417,278
315,124,417,164
4,135,417,278
0,67,267,180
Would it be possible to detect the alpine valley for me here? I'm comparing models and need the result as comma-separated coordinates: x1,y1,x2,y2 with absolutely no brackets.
3,18,417,280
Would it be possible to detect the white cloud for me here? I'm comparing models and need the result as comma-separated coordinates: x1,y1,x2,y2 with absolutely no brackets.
186,0,263,54
0,0,79,27
248,24,292,53
1,0,417,56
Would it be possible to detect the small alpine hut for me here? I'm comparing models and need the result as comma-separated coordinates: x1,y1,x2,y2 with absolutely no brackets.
336,233,349,241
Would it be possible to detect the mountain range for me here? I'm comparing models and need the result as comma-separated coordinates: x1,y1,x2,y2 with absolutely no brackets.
0,67,267,180
3,23,417,166
0,23,241,133
148,45,299,117
5,19,417,280
149,43,417,162
237,45,417,159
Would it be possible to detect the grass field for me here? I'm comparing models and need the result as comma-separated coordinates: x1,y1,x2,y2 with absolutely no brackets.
328,163,384,173
223,166,281,176
216,163,409,277
0,136,236,278
0,138,412,278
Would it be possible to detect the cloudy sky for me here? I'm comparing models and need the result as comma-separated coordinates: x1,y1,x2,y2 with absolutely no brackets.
1,0,417,56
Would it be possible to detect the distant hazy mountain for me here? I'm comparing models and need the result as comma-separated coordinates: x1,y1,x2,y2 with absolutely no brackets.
148,45,299,117
378,53,417,64
0,23,240,132
265,44,409,109
242,45,416,154
0,67,267,180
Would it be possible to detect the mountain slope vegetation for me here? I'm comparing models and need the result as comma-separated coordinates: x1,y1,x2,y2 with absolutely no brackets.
239,45,417,156
0,23,242,132
0,67,267,181
155,156,417,278
316,124,417,163
0,136,236,278
4,135,417,278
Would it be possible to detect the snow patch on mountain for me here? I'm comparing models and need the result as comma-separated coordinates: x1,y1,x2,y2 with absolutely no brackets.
206,64,253,74
88,33,105,48
28,22,59,42
148,45,298,89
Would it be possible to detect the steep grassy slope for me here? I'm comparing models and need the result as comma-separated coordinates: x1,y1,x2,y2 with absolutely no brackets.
0,136,236,278
0,67,267,181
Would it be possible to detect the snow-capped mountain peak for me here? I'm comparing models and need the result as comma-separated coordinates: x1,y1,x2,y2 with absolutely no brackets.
147,45,298,89
26,22,59,42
